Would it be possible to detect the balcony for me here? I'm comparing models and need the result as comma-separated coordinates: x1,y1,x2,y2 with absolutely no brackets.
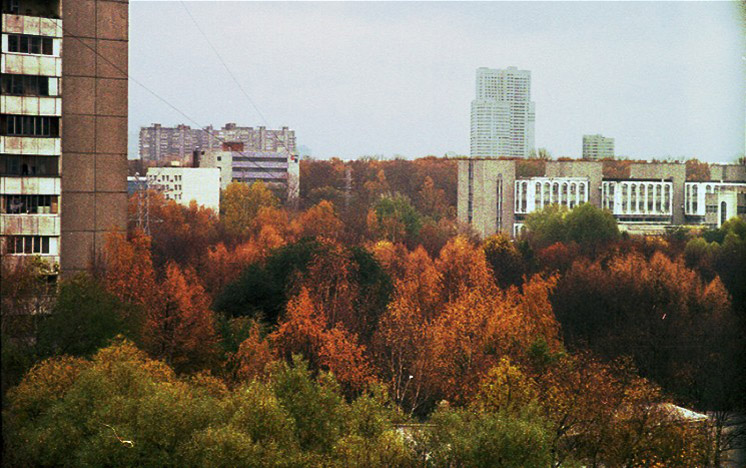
1,95,61,116
0,213,60,236
0,136,60,155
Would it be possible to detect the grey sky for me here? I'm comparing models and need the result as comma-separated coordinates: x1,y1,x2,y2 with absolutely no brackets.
129,1,745,162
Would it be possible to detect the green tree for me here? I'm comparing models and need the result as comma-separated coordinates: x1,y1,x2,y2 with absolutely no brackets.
370,193,422,245
420,403,553,468
36,274,139,358
563,203,619,248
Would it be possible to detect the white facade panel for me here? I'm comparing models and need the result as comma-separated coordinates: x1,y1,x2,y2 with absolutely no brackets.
514,177,589,214
0,95,62,116
0,136,61,155
602,181,673,217
0,176,61,195
0,214,61,236
685,182,746,217
147,167,221,213
1,53,62,76
1,14,63,37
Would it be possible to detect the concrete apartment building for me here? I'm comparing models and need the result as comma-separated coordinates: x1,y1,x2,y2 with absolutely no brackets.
139,122,296,163
583,134,615,160
146,166,220,213
1,0,128,274
458,159,746,238
198,142,300,201
471,67,536,159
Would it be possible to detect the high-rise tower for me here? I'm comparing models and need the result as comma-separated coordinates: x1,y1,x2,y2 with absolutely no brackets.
1,0,129,275
470,66,535,158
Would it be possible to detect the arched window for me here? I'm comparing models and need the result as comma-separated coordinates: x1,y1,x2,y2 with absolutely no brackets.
721,201,727,226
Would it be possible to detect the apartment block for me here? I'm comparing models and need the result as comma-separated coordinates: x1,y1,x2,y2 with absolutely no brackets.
1,0,129,274
198,142,300,201
583,134,615,160
471,67,535,159
458,159,746,238
146,167,220,213
139,122,296,163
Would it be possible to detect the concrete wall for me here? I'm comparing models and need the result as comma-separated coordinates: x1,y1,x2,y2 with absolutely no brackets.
61,0,128,273
710,164,746,182
545,160,603,207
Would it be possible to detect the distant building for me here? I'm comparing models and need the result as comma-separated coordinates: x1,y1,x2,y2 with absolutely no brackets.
458,159,746,238
583,134,615,160
139,123,296,163
471,67,535,158
146,167,221,213
198,142,300,201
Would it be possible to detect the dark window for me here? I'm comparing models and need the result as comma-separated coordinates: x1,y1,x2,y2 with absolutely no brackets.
0,155,59,176
1,75,52,96
6,34,55,55
4,235,52,254
1,115,60,137
1,194,58,214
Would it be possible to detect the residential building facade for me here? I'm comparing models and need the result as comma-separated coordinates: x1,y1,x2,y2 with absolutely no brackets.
198,142,300,201
139,122,296,163
458,159,746,238
1,0,129,274
146,167,220,213
471,67,535,159
583,134,615,160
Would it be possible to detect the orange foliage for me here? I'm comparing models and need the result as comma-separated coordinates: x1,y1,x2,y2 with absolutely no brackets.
435,236,493,303
291,200,344,240
271,288,327,367
427,274,561,403
104,230,157,306
229,323,274,382
142,263,219,372
272,288,375,393
318,325,376,393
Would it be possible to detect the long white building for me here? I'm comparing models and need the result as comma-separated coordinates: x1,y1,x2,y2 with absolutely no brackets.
471,67,535,159
459,159,746,238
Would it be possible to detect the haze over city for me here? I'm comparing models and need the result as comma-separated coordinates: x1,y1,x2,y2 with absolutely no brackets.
129,1,745,162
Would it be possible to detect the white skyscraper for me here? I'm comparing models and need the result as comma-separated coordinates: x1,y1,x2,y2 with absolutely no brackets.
470,67,535,158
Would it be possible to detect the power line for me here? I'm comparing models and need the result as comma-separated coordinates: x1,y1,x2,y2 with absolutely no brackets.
180,1,269,126
59,25,289,182
178,1,294,156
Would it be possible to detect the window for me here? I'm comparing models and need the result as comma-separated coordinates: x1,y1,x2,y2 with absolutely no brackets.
4,235,51,254
1,195,58,214
1,115,60,137
6,34,54,55
0,155,59,176
0,74,51,96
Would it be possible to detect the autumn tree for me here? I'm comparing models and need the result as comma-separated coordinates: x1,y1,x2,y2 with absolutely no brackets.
435,236,493,303
686,158,711,181
104,230,157,307
291,200,344,240
417,175,451,221
142,263,219,372
553,251,737,408
222,181,279,239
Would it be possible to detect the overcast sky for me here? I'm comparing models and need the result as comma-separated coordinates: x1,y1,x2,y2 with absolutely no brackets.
129,1,746,162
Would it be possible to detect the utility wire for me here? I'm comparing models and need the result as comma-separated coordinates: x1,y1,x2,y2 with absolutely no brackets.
180,1,270,126
59,25,289,182
178,1,294,156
